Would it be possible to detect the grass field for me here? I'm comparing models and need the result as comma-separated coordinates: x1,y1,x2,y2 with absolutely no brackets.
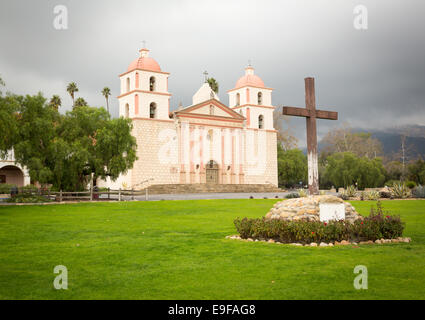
0,199,424,300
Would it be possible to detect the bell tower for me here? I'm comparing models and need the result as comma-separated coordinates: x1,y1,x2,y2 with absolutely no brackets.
228,64,274,130
118,47,171,120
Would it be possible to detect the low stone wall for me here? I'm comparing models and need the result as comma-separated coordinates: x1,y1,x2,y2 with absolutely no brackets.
265,195,363,223
226,235,412,247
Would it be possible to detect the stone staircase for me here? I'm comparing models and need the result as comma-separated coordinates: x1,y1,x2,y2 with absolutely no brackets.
144,183,283,195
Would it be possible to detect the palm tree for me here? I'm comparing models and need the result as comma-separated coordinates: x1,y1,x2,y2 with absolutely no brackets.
101,87,111,113
66,82,79,108
49,95,62,111
207,77,219,94
74,97,88,108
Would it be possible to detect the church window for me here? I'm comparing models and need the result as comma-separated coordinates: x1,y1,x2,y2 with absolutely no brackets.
258,92,262,105
149,102,157,118
125,103,129,118
210,105,214,115
236,93,240,106
126,77,130,92
149,76,156,91
258,115,264,129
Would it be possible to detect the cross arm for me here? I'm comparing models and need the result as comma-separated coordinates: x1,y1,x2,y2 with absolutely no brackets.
282,106,338,120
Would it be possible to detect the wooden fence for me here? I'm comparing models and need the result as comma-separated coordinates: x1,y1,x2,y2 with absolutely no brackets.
5,187,151,202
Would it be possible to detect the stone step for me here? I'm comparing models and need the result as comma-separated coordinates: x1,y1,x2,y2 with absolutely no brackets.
143,184,283,195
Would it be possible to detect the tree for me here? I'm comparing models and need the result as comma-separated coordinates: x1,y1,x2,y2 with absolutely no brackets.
0,75,5,91
12,93,62,187
323,152,386,189
55,106,137,190
0,77,19,156
207,78,219,94
74,97,88,108
9,92,137,191
321,124,382,159
407,159,425,185
66,82,78,108
101,87,111,114
277,144,307,188
273,106,298,150
384,160,403,183
49,95,62,111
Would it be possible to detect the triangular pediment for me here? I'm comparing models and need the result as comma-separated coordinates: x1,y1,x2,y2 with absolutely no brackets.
175,99,245,121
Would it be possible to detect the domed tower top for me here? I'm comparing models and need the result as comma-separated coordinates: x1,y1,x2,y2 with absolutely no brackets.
118,46,171,120
227,64,274,130
233,66,265,90
127,48,162,73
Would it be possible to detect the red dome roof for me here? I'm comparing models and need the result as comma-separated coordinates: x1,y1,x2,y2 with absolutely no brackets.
127,48,161,72
233,66,265,89
127,56,161,72
235,74,265,88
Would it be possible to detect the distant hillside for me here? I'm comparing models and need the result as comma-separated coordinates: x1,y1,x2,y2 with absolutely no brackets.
315,125,425,161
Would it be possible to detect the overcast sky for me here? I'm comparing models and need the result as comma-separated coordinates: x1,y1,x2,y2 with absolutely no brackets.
1,0,424,147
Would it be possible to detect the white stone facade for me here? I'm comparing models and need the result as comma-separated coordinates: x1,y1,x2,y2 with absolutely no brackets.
98,48,278,190
0,150,31,187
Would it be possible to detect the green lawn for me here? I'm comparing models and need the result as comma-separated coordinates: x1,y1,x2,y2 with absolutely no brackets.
0,199,424,300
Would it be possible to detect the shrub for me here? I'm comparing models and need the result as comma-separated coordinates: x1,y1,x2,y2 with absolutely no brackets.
385,180,399,187
234,202,404,243
298,189,308,197
345,185,357,197
0,184,16,194
6,193,51,203
379,190,392,198
285,193,299,199
412,185,425,198
20,185,39,194
365,190,380,201
405,181,416,189
389,182,411,199
339,185,357,199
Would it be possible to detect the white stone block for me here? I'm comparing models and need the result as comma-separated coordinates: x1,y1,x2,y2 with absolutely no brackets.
319,203,345,222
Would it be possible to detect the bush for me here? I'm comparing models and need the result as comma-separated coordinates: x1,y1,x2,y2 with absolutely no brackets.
298,189,308,197
285,193,299,199
413,185,425,198
385,180,399,187
364,190,380,201
339,185,357,199
389,182,411,199
405,181,416,189
6,193,51,203
234,202,404,243
0,184,16,194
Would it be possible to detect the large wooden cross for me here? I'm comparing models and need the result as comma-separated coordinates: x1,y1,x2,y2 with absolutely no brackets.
282,77,338,195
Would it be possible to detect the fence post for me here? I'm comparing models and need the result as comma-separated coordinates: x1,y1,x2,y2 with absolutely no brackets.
59,190,62,202
145,188,148,201
118,188,121,202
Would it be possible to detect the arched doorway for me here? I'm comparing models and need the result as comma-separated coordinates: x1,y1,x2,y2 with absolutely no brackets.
0,165,25,187
206,160,219,184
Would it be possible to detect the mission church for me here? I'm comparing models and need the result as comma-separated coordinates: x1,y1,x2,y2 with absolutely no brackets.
0,46,278,189
99,47,278,190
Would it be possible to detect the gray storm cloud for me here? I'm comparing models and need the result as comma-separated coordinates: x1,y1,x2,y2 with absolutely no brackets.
1,0,424,146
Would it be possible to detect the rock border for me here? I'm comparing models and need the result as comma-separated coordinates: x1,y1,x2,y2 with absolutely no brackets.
225,235,411,246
